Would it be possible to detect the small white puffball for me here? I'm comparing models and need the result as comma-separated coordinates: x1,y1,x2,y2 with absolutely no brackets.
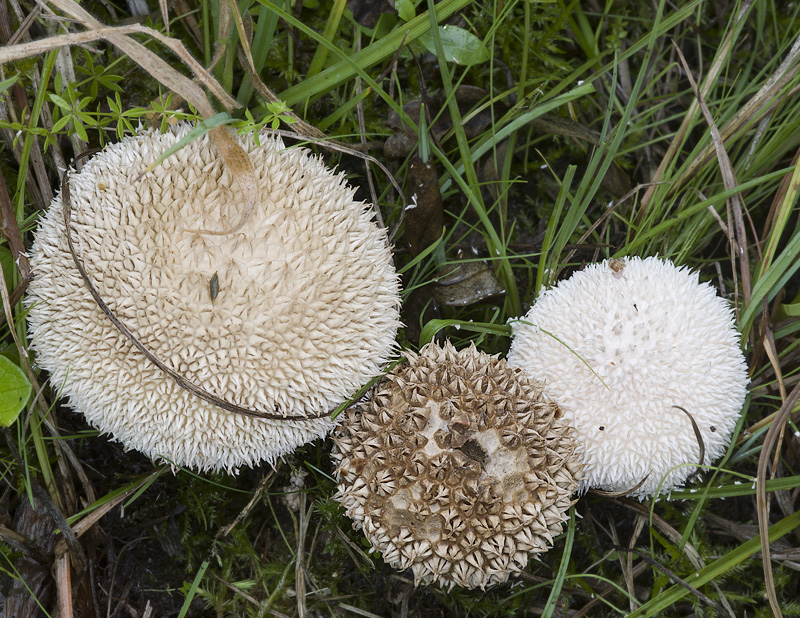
507,257,748,499
27,124,401,473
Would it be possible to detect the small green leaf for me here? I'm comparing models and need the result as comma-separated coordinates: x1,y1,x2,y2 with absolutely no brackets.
418,25,489,66
0,74,19,95
141,112,235,174
782,302,800,317
396,0,415,21
75,119,89,142
0,355,32,427
51,115,71,133
48,93,71,111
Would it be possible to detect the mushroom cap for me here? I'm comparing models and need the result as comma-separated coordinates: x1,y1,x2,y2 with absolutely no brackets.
332,341,580,589
508,256,749,499
26,124,401,472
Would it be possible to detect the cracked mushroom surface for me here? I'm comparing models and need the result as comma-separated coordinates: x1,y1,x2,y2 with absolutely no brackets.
508,256,749,499
332,341,581,589
26,124,401,472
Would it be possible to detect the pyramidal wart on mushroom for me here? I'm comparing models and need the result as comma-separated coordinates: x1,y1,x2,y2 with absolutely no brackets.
332,341,581,589
26,124,401,473
508,256,749,499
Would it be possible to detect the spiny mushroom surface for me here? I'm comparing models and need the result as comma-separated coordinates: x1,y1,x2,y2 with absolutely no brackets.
508,256,749,499
27,124,401,472
332,341,581,589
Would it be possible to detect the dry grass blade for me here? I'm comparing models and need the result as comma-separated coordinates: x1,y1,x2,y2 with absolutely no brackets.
54,553,73,618
756,380,800,618
159,0,169,36
673,42,752,309
679,30,800,188
0,27,142,68
71,468,165,539
264,128,406,213
51,471,162,618
40,0,228,111
210,0,232,71
214,472,275,541
172,0,204,49
25,0,261,233
623,515,645,611
236,47,326,139
638,0,751,219
7,1,41,45
43,0,237,112
295,493,312,618
184,125,259,236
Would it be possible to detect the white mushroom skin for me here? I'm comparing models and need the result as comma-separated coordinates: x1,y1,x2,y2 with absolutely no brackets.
332,341,581,589
508,257,749,499
27,125,401,472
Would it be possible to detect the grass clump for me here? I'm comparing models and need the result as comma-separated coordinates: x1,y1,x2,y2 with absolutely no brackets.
1,0,800,616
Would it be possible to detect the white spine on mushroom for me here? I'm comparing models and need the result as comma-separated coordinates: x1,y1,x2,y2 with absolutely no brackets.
508,256,748,499
27,124,401,472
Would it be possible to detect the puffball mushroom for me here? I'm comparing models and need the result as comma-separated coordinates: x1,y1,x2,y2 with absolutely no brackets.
508,256,749,499
331,341,581,589
26,124,401,472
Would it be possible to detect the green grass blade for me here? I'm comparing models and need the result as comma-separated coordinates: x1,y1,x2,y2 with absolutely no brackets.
445,83,596,191
275,0,474,105
628,508,800,617
419,319,511,346
536,165,575,294
740,227,800,337
306,0,348,78
178,560,209,618
541,507,576,618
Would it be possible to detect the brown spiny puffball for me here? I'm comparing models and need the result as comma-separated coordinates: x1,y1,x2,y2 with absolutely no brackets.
331,341,581,589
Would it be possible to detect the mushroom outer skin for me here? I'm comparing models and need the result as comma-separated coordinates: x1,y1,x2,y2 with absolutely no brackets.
26,124,401,473
331,341,581,589
508,256,749,499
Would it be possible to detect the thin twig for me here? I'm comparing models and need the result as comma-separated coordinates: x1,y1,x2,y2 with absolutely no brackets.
354,29,384,229
214,472,275,541
613,545,723,612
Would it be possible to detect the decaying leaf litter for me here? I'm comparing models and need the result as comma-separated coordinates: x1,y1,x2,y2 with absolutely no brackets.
2,0,800,617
